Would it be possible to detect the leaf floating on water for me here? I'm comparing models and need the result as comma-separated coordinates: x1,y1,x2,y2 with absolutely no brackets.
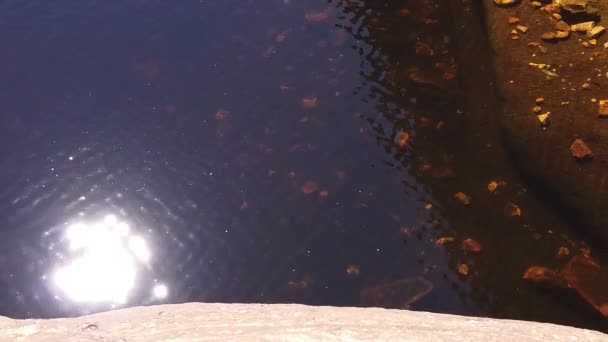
288,279,310,289
300,180,320,194
435,237,455,245
304,6,333,23
522,266,558,284
461,238,482,252
301,97,319,109
400,227,414,236
453,192,471,205
458,264,469,276
505,202,522,216
346,265,361,276
394,131,410,148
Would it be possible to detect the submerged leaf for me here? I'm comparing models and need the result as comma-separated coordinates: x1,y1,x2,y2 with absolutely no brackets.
461,238,482,252
436,237,455,245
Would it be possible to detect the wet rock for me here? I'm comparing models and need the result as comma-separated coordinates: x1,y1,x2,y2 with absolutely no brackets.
543,3,562,14
554,21,571,32
493,0,518,6
537,113,550,128
587,25,605,38
570,139,593,159
556,0,599,16
540,31,569,40
598,100,608,117
571,21,595,32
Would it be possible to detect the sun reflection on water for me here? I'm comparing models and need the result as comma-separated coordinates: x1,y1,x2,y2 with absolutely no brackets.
50,214,166,306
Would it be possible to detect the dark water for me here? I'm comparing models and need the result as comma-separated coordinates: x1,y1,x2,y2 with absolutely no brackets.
0,0,606,332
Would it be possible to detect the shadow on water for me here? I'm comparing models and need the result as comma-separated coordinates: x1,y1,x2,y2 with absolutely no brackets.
336,0,608,332
0,0,606,332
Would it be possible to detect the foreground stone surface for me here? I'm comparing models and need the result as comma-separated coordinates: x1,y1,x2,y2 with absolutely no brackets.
0,303,606,341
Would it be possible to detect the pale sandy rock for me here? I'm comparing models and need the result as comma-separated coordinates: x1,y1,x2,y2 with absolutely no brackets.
0,303,606,342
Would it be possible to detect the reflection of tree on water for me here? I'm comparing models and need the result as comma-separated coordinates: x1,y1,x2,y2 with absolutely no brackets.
334,0,608,331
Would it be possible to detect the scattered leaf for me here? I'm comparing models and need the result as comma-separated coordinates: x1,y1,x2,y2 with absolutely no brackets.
436,237,455,245
453,192,471,205
461,238,482,252
301,180,320,194
301,97,319,109
304,7,333,22
346,265,361,276
458,264,469,276
394,131,410,148
505,202,522,216
488,181,499,192
522,266,558,284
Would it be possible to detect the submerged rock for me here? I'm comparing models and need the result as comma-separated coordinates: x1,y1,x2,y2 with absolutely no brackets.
360,276,434,309
523,255,608,318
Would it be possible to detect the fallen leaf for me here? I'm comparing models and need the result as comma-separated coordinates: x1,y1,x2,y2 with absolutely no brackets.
505,202,521,216
436,237,455,245
461,238,482,252
523,266,558,284
346,265,361,276
301,180,320,194
301,97,319,109
454,192,471,205
488,181,499,192
319,189,329,198
394,131,409,148
304,6,333,22
400,227,414,236
458,264,469,276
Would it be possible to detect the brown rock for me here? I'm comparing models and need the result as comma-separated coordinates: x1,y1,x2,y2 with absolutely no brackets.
557,0,599,16
570,139,593,159
598,100,608,117
543,3,562,14
587,25,606,38
493,0,518,5
555,21,571,32
571,21,595,33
